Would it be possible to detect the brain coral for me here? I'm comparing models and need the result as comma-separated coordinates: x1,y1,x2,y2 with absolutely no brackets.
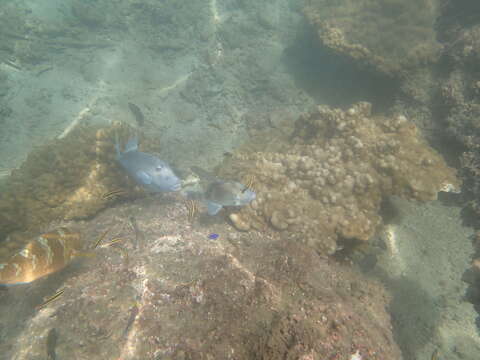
304,0,442,76
220,102,459,254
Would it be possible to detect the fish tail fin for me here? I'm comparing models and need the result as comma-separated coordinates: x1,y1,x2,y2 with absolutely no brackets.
207,201,223,215
124,135,139,153
115,132,138,157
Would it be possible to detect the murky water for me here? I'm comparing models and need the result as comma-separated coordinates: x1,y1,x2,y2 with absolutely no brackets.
0,1,479,359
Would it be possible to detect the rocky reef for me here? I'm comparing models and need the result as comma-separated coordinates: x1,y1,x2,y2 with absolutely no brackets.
0,123,159,245
299,0,480,337
304,0,442,77
438,16,480,318
0,197,402,360
0,100,453,359
0,110,408,359
221,102,459,254
439,23,480,222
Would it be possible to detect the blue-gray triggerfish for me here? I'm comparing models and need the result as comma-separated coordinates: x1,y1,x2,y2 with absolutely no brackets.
115,135,181,192
190,166,256,215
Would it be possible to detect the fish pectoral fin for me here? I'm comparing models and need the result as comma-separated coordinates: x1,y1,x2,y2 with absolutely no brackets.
136,171,152,185
124,136,139,153
207,201,223,215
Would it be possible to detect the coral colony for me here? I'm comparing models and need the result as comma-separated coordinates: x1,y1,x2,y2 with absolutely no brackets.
220,102,459,253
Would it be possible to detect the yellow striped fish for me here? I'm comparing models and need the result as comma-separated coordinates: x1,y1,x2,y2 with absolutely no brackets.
0,228,83,285
36,288,65,310
185,199,199,222
102,189,128,200
243,174,257,193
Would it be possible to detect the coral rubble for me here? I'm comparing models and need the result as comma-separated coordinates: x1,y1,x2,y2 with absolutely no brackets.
221,102,459,254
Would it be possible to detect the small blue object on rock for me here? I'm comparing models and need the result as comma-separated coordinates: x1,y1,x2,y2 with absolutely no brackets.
208,233,219,240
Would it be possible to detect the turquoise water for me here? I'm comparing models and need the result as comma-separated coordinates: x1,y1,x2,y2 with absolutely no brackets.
0,1,479,359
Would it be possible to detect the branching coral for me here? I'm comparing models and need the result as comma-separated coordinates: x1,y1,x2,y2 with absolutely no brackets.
220,102,459,254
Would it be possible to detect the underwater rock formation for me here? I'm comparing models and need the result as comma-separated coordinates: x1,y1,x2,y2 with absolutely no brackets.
221,102,459,254
304,0,442,77
0,123,160,244
436,20,480,320
1,198,402,360
439,23,480,223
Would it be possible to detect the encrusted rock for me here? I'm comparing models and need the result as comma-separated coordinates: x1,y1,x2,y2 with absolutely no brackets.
220,102,459,254
229,213,251,232
0,123,157,242
270,211,289,231
304,0,442,77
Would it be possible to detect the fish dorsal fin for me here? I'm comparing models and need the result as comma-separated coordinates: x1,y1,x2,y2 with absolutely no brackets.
207,201,223,215
136,171,152,185
124,136,139,153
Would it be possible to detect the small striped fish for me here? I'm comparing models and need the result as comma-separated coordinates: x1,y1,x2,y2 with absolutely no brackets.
243,174,257,193
185,199,199,222
102,188,128,200
0,228,83,285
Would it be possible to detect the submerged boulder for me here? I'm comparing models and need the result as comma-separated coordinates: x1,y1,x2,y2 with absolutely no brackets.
220,102,459,254
304,0,442,77
0,197,402,360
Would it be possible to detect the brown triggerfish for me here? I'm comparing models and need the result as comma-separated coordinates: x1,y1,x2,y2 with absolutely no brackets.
189,166,256,215
0,228,83,285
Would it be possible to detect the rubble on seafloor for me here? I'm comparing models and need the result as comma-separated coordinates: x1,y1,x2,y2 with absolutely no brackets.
303,0,442,77
220,102,459,254
0,197,402,360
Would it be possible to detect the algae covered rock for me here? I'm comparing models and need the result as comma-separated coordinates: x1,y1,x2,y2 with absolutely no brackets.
1,198,402,360
220,102,459,254
304,0,442,76
438,23,480,223
0,122,160,242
